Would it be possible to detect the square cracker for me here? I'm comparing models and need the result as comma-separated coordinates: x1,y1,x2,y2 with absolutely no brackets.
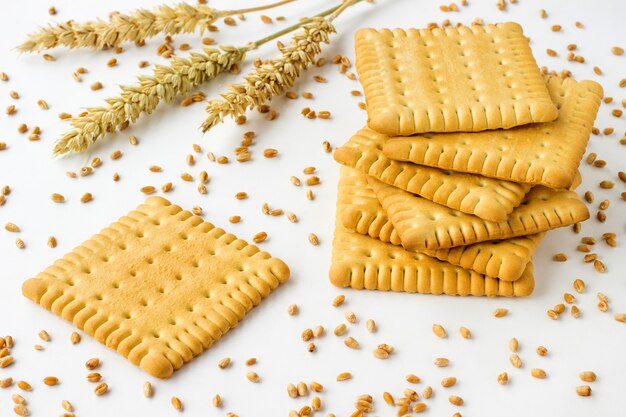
370,177,589,252
355,22,558,136
334,127,531,221
22,197,290,379
332,169,534,296
382,76,603,189
338,167,542,281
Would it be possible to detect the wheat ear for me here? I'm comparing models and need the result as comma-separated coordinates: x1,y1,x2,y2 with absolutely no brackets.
53,1,349,155
54,47,245,155
200,0,361,133
18,0,295,53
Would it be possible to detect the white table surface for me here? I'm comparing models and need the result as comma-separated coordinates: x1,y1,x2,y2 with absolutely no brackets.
1,0,625,416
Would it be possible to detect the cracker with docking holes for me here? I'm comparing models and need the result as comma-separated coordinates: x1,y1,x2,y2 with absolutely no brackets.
331,169,535,295
382,76,603,189
355,22,558,136
370,177,589,252
338,168,543,281
22,197,290,379
334,127,531,221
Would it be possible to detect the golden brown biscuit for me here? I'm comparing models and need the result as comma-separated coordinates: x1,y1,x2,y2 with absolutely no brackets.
422,234,543,282
338,168,543,281
331,221,534,296
355,23,558,135
337,166,402,245
331,168,534,296
334,127,531,221
370,177,589,251
382,76,603,189
22,197,290,379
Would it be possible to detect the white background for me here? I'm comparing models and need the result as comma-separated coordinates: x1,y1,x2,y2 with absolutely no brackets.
0,0,625,416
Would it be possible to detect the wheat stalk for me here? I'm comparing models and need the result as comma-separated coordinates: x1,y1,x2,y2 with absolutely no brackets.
18,0,294,53
54,46,245,155
200,0,361,133
53,1,350,155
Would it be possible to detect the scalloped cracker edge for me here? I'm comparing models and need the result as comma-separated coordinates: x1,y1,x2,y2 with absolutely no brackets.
334,126,531,221
338,168,543,281
331,167,535,296
370,176,589,251
22,196,290,379
382,76,603,189
338,166,402,245
355,22,558,135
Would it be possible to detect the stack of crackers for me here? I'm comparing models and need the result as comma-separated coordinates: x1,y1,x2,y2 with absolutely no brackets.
331,22,603,297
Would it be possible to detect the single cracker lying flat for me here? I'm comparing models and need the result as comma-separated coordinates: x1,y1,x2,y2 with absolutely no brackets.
382,76,603,189
355,22,558,135
334,127,531,221
370,177,589,251
338,168,543,281
22,197,290,379
332,168,534,296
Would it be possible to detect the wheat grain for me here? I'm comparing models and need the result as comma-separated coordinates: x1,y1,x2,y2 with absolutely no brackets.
61,400,73,411
218,357,231,369
448,395,464,406
14,404,29,416
143,381,153,397
0,356,14,368
171,396,183,411
87,373,102,383
301,328,314,341
432,324,447,338
246,371,260,382
344,336,359,349
38,330,51,342
5,223,20,233
12,395,26,405
434,357,450,367
17,381,32,391
336,372,351,381
441,377,457,388
43,376,60,386
310,382,323,392
406,374,421,384
85,357,101,370
497,372,509,385
297,382,308,396
334,323,347,336
459,326,472,339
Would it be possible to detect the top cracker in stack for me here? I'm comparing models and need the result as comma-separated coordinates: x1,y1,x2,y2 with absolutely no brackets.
355,22,559,135
329,22,602,297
